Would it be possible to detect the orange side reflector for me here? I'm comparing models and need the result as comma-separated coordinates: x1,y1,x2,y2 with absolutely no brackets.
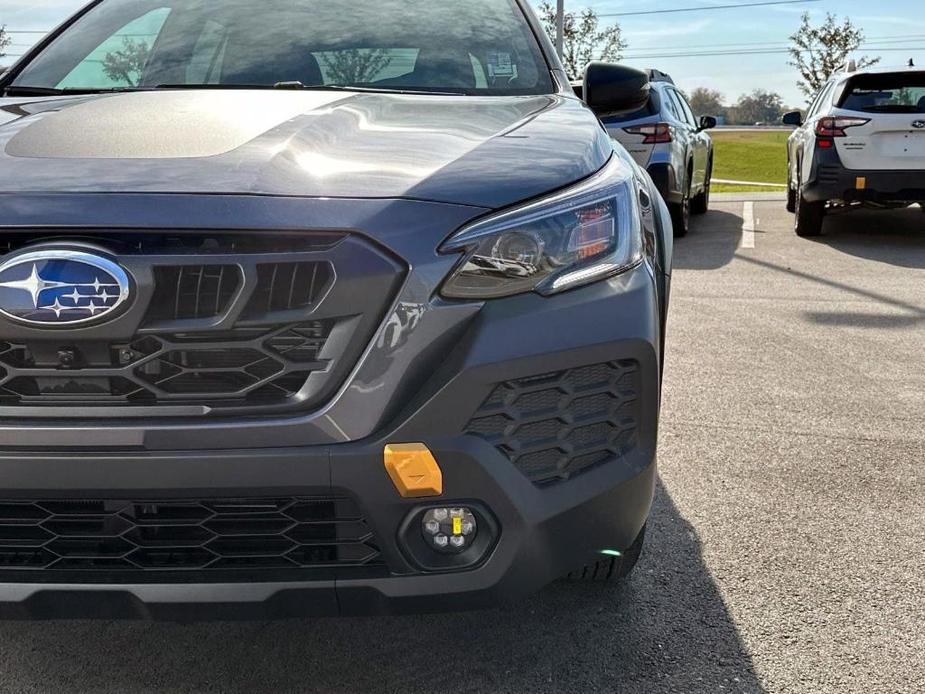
383,443,443,498
856,177,866,190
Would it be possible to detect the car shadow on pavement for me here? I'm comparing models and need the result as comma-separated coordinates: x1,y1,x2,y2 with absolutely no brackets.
672,208,745,271
0,482,764,694
813,205,925,269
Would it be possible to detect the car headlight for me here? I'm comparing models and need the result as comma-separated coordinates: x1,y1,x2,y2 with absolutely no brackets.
440,156,644,299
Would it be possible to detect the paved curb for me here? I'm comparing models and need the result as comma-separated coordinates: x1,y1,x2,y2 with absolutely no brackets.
713,192,787,202
713,179,787,188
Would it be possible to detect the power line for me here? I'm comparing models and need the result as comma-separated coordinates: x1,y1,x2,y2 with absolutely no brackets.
622,46,924,60
623,40,925,58
628,34,925,52
599,0,821,18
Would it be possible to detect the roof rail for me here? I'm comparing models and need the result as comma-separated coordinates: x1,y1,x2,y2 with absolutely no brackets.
646,68,674,85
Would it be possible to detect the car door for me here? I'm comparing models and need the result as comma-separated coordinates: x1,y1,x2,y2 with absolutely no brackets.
789,86,821,185
797,80,836,183
665,88,699,192
675,90,709,190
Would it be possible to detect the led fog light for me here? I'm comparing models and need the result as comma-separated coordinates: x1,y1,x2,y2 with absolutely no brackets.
422,507,477,554
400,503,497,571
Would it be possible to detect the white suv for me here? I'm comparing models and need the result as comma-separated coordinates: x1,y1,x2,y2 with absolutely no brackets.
603,70,716,237
783,63,925,236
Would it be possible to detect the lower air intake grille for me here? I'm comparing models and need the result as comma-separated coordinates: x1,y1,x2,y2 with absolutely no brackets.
465,361,641,485
0,497,383,583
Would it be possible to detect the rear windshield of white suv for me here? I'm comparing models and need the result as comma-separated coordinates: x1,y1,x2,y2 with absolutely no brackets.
12,0,554,95
838,72,925,113
601,92,661,124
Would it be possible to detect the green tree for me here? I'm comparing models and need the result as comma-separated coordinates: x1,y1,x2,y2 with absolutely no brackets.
788,12,879,99
688,87,726,117
102,36,151,86
320,49,393,85
729,89,785,125
538,3,627,80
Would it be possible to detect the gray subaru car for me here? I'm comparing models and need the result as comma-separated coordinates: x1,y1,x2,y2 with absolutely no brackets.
604,70,716,238
0,0,672,619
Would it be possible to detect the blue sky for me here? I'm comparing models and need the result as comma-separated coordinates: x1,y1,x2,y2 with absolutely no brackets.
0,0,919,106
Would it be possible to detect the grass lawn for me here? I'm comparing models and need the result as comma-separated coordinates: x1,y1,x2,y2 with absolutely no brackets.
711,130,790,188
713,183,786,193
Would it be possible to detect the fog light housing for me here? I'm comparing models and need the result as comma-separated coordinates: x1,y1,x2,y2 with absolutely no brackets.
422,507,477,554
399,503,498,571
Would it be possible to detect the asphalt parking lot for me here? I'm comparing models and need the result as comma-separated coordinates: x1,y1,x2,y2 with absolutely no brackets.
0,196,922,694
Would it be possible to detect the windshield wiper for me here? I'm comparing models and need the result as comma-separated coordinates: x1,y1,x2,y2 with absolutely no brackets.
155,82,467,96
156,83,287,90
6,82,468,98
3,86,67,97
323,83,467,96
4,85,152,97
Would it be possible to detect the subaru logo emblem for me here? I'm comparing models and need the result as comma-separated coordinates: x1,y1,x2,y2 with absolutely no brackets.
913,120,925,129
0,250,130,326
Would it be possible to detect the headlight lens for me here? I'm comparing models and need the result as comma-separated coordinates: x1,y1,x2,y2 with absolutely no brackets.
440,157,643,299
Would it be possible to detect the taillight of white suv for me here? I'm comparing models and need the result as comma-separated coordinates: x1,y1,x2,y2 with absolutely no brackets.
814,116,869,147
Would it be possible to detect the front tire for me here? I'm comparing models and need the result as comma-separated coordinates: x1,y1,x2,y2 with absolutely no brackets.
567,524,646,582
786,180,797,213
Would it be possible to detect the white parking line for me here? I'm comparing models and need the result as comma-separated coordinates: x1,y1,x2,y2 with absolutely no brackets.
741,201,756,249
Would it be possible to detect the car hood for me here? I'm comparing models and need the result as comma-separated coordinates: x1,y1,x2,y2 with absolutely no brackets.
0,90,612,209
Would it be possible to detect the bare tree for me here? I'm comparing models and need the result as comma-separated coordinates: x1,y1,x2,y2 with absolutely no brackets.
538,3,627,80
102,37,151,86
0,25,11,58
688,87,726,117
321,49,392,85
788,12,879,99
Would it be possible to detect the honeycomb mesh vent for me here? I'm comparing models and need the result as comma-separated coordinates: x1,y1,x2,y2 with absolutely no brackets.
465,361,641,485
0,497,383,583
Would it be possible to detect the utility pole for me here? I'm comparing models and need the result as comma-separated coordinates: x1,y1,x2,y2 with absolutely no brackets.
556,0,564,60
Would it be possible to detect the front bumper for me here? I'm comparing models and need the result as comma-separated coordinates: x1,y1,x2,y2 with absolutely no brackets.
804,147,925,204
0,442,655,620
0,264,662,619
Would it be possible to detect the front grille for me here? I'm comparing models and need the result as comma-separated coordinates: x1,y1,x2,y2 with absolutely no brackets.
245,262,334,317
466,361,641,485
147,265,242,322
0,320,333,407
0,496,384,583
0,231,405,417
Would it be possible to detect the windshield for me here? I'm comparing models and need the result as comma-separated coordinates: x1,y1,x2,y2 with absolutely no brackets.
837,72,925,114
10,0,553,95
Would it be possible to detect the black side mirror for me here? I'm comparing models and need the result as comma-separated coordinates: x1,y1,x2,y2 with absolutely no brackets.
699,115,717,131
782,111,803,127
570,80,584,101
583,62,650,117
